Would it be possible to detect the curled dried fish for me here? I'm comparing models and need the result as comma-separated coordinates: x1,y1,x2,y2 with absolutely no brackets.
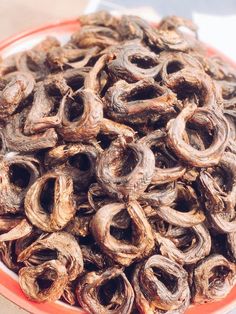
158,51,203,82
57,89,103,141
18,231,83,280
157,183,205,227
156,223,211,265
24,80,69,134
71,25,120,49
45,143,99,190
76,267,134,314
119,14,198,52
19,260,68,302
3,112,58,152
90,201,155,266
167,102,230,167
0,219,32,242
105,79,176,123
96,138,155,200
24,172,75,232
139,129,186,185
0,154,40,214
132,254,190,313
108,41,160,83
0,72,34,118
192,254,236,303
200,152,236,233
164,69,219,107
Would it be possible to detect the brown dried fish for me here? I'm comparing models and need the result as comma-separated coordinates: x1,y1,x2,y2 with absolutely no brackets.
18,232,83,280
3,112,58,152
0,11,235,313
0,154,40,214
24,79,69,134
132,255,190,313
76,267,134,314
105,79,177,124
192,254,236,303
57,89,103,142
108,41,160,83
167,102,230,167
71,24,120,48
0,219,33,242
90,201,154,266
156,223,211,265
0,72,34,118
24,172,75,232
19,260,68,302
96,138,155,200
139,129,186,185
45,143,99,190
157,183,205,227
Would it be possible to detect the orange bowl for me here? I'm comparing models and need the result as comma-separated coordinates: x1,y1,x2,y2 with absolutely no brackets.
0,19,235,314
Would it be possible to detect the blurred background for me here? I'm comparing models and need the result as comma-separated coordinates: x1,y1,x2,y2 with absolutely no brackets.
0,0,236,313
0,0,236,59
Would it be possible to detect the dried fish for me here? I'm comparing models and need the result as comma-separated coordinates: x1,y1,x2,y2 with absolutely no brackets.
18,232,83,280
19,260,68,302
90,201,154,266
57,89,103,142
24,172,75,232
192,254,236,303
0,154,40,214
76,267,134,314
0,11,235,312
0,71,34,118
96,138,155,200
132,255,190,313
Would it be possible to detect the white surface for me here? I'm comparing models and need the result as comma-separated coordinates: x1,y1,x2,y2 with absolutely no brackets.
194,13,236,61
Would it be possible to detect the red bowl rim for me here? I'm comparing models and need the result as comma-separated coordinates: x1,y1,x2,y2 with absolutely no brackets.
0,18,236,314
0,19,80,51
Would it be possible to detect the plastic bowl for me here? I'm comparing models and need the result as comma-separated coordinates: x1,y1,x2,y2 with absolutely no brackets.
0,19,236,314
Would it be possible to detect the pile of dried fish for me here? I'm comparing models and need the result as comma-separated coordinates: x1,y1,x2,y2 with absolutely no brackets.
0,11,236,314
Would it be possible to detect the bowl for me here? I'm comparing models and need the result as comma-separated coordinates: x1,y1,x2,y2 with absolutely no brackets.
0,19,236,314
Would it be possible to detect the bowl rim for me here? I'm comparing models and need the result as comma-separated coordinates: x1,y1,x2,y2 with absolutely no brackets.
0,19,80,51
0,18,236,314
